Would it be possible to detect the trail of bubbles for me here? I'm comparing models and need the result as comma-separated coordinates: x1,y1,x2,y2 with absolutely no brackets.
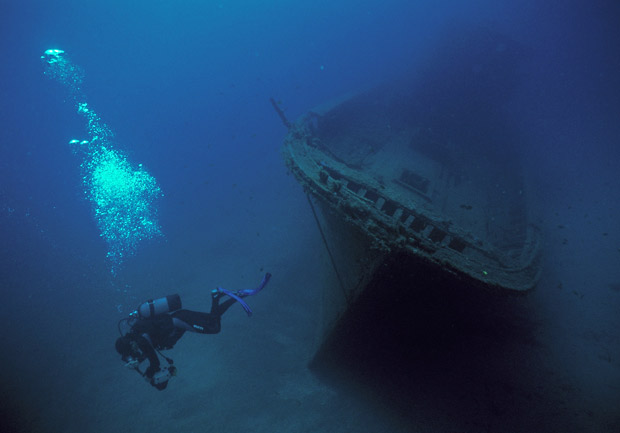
42,49,163,271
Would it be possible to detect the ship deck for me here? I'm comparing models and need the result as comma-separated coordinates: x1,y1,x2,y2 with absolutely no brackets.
282,86,542,293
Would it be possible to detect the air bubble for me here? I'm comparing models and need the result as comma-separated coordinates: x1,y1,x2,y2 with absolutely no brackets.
42,49,163,269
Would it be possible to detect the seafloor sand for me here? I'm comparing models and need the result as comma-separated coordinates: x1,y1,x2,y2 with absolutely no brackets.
2,161,619,433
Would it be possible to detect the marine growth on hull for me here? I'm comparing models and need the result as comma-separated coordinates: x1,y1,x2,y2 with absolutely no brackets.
281,28,542,293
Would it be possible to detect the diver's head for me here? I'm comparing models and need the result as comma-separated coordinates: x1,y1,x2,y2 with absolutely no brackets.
115,335,143,367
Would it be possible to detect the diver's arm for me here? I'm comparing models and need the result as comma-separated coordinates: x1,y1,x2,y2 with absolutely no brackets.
137,334,160,378
137,335,172,390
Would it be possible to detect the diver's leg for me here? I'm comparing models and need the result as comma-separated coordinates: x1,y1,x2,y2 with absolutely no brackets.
210,290,237,316
210,273,271,317
171,317,195,332
214,297,237,316
171,310,221,334
210,289,220,314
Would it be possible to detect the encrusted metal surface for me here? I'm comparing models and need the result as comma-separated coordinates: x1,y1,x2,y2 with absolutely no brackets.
283,89,542,292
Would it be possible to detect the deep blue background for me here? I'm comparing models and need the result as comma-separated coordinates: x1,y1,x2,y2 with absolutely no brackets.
1,1,619,432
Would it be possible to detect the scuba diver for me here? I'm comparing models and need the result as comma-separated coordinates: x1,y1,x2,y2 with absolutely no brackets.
115,273,271,390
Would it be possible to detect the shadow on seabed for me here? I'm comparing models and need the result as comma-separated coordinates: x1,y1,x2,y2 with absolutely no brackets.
309,252,575,432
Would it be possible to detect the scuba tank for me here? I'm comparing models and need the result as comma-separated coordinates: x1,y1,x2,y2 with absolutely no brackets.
132,294,182,319
119,294,182,336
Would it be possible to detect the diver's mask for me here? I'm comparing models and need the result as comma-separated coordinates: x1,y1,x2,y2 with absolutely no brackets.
124,356,139,369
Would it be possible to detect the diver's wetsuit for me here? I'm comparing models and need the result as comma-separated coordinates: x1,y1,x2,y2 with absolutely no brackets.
127,293,238,390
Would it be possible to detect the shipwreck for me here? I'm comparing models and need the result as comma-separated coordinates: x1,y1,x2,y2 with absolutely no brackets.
276,29,543,353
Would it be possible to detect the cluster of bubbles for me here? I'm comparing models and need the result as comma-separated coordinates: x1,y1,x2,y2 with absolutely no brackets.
41,49,85,100
42,49,163,270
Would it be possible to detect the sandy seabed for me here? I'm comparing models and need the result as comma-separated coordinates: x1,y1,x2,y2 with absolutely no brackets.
3,165,619,433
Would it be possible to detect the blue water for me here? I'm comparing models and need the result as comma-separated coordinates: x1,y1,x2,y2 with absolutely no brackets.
1,1,619,432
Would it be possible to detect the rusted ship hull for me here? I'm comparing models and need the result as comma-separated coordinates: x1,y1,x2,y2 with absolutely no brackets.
280,27,542,368
282,77,543,304
283,115,542,293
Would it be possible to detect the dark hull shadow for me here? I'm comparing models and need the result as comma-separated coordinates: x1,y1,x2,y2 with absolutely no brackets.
310,253,575,432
